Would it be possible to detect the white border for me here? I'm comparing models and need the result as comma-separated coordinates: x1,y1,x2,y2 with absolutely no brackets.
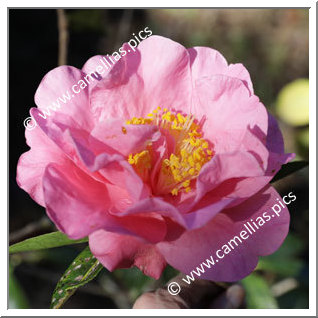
3,1,316,316
308,1,316,314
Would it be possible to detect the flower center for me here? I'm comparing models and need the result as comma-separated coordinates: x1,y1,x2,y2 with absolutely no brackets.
125,107,214,196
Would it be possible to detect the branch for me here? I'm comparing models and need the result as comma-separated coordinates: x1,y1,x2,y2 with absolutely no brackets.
57,9,69,66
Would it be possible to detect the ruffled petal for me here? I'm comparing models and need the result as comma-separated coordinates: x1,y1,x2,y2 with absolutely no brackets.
195,150,265,204
90,36,192,122
34,65,94,129
116,196,187,229
193,75,267,150
42,162,118,239
89,230,166,279
43,162,167,243
158,185,290,282
69,139,151,203
188,47,254,94
90,119,161,157
16,126,68,206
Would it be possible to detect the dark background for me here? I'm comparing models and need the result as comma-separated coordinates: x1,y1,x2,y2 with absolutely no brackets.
9,9,309,309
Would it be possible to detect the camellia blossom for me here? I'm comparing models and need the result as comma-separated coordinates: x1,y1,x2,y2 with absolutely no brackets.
17,36,294,281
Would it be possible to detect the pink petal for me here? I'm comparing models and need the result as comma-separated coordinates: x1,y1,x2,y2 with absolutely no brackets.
133,36,192,114
195,150,265,204
193,75,267,151
82,55,106,74
115,213,167,244
188,47,254,94
227,63,254,94
82,55,111,80
34,66,94,129
90,119,161,157
89,230,166,279
116,196,187,229
90,36,192,122
69,138,151,203
266,112,285,154
43,161,167,243
183,197,235,230
82,55,125,92
158,185,290,282
16,126,68,206
89,64,145,122
194,126,294,210
30,108,104,181
42,162,119,239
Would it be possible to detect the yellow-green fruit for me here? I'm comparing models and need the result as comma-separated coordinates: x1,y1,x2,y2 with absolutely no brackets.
276,78,309,126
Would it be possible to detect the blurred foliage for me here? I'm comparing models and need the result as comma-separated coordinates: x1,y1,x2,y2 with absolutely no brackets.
9,265,29,309
297,127,309,150
97,263,179,308
68,9,105,33
257,234,304,278
149,9,308,107
270,161,308,183
235,230,309,309
242,273,278,309
9,8,309,309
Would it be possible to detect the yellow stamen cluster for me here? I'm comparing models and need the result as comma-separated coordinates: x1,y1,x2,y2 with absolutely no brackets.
128,150,151,180
162,139,213,195
125,107,214,196
126,117,153,125
128,150,150,166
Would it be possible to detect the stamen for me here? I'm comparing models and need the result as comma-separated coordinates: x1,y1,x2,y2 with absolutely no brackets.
125,107,214,196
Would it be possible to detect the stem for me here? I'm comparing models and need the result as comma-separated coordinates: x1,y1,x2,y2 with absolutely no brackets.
57,9,69,66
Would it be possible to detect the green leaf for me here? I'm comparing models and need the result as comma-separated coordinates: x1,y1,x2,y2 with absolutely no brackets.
9,231,88,254
9,265,29,309
269,234,305,259
271,161,308,183
241,273,278,309
50,246,103,309
256,234,305,277
257,258,304,277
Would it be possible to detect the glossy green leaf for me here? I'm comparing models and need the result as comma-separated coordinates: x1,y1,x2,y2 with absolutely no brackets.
242,273,278,309
9,231,88,254
50,246,103,309
271,161,308,183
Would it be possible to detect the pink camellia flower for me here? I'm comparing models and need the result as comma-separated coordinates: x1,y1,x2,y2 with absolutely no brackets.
17,36,294,281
